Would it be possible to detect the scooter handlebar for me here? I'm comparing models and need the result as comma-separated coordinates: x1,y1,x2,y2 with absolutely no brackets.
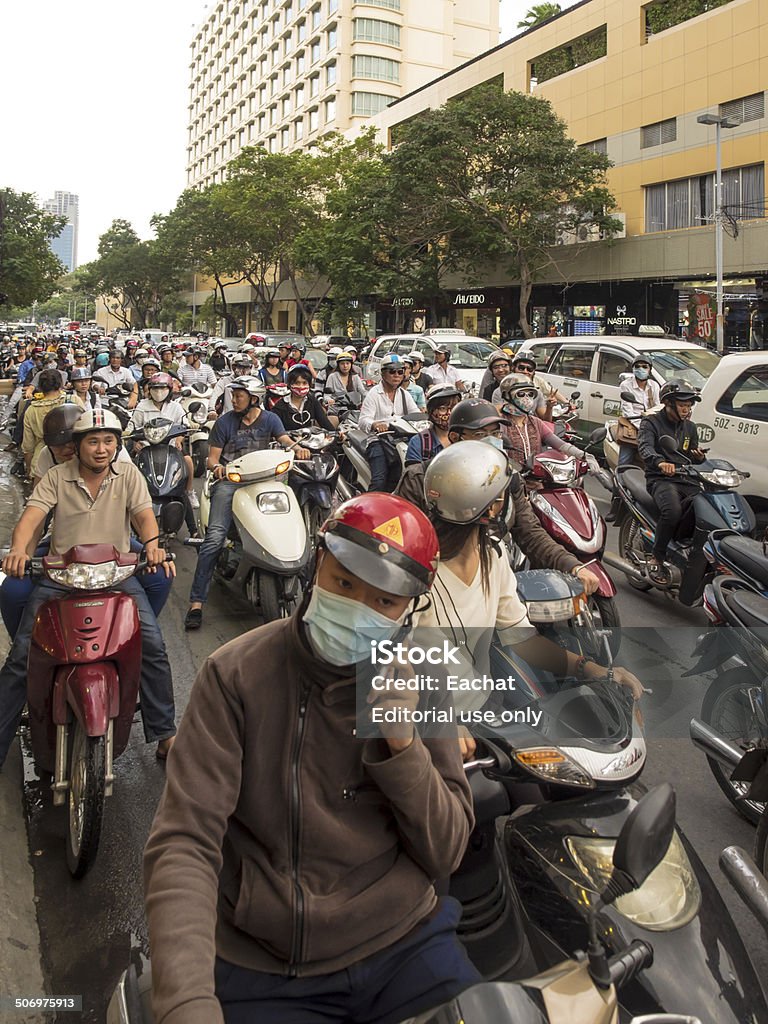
608,939,654,989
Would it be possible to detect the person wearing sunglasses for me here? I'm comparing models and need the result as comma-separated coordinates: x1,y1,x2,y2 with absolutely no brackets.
494,354,569,422
359,353,421,491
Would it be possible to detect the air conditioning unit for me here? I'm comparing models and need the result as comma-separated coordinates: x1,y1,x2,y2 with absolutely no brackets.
607,212,627,239
555,226,577,245
576,223,601,243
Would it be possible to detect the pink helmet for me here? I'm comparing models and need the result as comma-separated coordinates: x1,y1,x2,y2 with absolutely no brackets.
148,372,175,389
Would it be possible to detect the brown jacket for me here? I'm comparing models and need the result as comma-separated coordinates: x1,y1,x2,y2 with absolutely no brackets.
144,613,473,1024
396,463,580,575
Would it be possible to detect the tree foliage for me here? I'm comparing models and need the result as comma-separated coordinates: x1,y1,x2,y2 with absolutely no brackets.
517,3,562,29
0,189,65,308
384,85,620,336
79,219,186,331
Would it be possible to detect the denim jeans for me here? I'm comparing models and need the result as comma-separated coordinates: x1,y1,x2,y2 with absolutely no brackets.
0,539,173,638
189,480,239,604
0,576,176,768
617,443,640,468
367,440,400,493
214,897,480,1024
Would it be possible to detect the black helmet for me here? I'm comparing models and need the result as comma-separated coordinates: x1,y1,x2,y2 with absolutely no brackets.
291,341,307,354
660,379,701,404
42,404,83,448
512,353,536,371
448,398,510,433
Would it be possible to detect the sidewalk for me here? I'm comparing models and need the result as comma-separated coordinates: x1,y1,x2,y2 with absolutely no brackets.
0,742,46,1024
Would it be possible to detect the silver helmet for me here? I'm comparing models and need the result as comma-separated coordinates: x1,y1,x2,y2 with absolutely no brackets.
424,441,512,524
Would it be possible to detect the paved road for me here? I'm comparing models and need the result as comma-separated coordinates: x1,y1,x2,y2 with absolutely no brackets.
1,449,765,1021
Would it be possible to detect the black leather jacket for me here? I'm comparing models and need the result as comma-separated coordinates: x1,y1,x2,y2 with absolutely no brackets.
637,408,701,486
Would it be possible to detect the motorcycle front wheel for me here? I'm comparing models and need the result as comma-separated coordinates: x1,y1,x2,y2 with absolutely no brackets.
302,503,327,552
66,721,106,879
255,573,295,623
755,806,768,874
701,667,766,825
192,440,209,478
618,516,652,591
587,594,621,658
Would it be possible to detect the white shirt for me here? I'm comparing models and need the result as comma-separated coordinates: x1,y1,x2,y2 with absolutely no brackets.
178,362,216,389
209,375,234,414
413,548,535,713
427,362,462,386
359,383,419,432
94,365,137,390
129,398,188,431
619,373,661,418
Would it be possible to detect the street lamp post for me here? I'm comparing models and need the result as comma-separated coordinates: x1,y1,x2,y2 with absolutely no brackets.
697,112,739,354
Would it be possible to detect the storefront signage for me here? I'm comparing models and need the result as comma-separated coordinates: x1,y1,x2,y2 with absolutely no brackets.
688,292,716,341
392,297,415,307
453,293,485,306
607,305,638,328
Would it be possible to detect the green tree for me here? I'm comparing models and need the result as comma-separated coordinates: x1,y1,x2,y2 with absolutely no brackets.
80,219,186,330
0,189,65,309
153,190,245,337
387,86,620,337
517,3,562,29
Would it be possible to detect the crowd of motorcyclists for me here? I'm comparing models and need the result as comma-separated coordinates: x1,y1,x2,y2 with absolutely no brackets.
1,323,767,1024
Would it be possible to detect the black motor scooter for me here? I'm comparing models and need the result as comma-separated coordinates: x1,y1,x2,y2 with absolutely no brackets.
129,417,192,544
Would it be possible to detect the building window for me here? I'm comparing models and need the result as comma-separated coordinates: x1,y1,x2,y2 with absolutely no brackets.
295,118,304,140
258,112,266,133
720,92,765,125
309,107,319,132
310,74,320,96
641,117,676,148
358,0,400,7
269,135,277,152
353,18,400,46
324,96,336,122
327,24,337,50
530,24,606,85
281,126,290,148
329,0,338,10
311,5,321,29
326,61,336,86
646,0,735,39
282,95,291,116
311,39,321,62
645,164,765,231
580,137,607,156
283,64,292,85
296,51,305,73
297,19,306,41
352,54,399,82
351,91,391,116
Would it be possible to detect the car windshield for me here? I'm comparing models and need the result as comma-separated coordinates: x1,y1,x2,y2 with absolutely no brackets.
649,348,719,388
427,340,497,369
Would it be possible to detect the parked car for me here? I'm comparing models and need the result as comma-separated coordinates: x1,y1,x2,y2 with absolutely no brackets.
365,329,500,389
516,333,719,436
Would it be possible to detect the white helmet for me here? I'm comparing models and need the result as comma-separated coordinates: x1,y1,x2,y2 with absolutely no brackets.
240,343,256,354
71,407,124,439
226,375,265,399
424,441,512,524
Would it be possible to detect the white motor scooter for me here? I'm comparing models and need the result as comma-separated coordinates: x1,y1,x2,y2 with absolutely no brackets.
337,412,429,499
180,383,214,477
194,447,310,622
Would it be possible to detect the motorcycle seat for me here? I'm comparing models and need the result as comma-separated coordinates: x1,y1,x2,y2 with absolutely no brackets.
621,467,658,518
724,589,768,630
719,534,768,587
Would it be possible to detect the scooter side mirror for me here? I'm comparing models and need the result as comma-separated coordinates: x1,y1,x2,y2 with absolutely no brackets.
570,391,580,401
659,434,679,455
620,391,635,404
604,783,676,904
589,427,607,444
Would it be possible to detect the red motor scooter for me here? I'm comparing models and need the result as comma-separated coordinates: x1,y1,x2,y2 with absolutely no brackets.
26,543,155,878
524,448,621,654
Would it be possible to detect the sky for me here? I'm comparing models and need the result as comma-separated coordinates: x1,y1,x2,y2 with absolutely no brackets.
0,0,572,265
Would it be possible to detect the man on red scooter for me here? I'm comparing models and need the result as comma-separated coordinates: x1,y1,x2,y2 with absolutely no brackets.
0,409,177,768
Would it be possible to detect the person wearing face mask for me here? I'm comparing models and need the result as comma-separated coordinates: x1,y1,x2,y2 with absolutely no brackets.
145,493,479,1024
417,444,645,760
498,374,601,476
404,384,460,466
397,398,602,597
273,365,335,432
497,355,555,420
637,379,706,584
616,357,661,469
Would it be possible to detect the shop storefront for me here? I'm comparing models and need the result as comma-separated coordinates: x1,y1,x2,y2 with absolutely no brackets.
676,277,768,350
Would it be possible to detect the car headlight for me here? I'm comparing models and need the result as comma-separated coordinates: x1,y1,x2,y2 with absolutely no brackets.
47,562,135,590
566,832,701,931
699,469,744,487
144,423,170,444
514,747,595,789
258,491,290,514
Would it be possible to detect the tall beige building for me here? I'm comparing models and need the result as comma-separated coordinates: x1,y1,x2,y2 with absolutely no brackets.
186,0,499,187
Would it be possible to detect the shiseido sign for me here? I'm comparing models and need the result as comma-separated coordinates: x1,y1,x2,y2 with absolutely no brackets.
453,293,485,306
392,297,415,307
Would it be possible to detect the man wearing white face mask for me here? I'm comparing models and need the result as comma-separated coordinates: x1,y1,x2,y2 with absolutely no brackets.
144,493,478,1024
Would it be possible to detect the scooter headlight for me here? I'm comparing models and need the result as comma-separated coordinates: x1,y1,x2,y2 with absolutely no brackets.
47,561,135,589
144,423,171,444
699,469,744,487
525,591,587,623
538,457,577,485
514,747,595,789
257,491,290,514
566,832,701,931
189,403,208,424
